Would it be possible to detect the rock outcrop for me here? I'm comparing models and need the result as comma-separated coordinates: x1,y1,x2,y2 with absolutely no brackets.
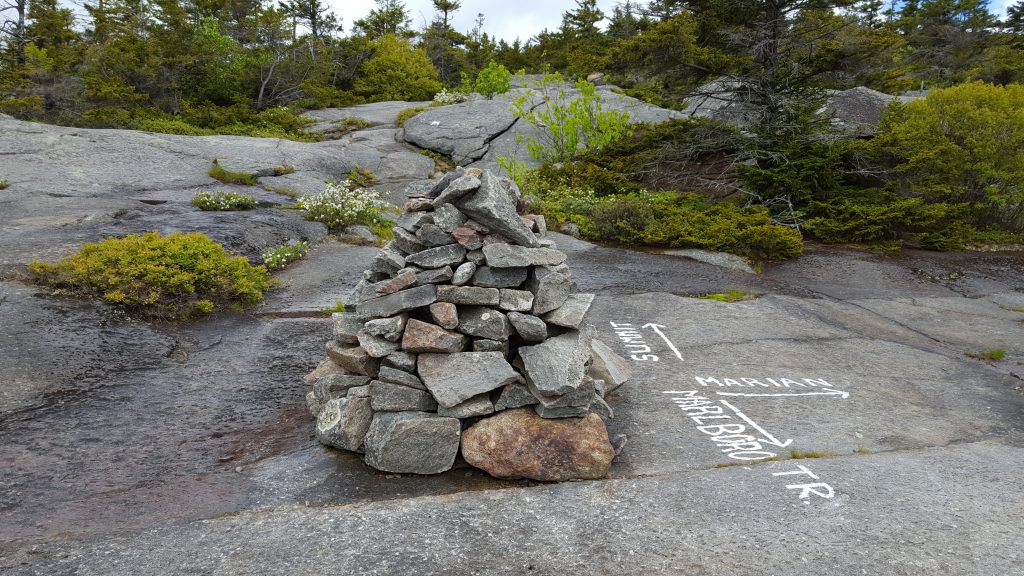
304,168,633,479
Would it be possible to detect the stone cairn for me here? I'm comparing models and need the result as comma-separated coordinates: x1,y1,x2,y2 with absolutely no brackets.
303,168,632,481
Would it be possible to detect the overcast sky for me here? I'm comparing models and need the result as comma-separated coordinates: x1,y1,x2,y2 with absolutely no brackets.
331,0,1019,43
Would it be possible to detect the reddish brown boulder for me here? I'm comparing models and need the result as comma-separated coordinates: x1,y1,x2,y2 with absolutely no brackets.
461,408,615,481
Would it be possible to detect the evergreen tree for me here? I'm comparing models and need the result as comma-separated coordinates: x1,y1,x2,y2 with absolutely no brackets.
354,0,411,39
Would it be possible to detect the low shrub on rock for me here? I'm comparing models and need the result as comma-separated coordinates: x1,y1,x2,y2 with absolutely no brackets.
192,190,258,211
299,180,393,236
28,231,274,318
262,240,310,270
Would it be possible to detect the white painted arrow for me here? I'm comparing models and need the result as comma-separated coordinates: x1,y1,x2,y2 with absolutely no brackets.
719,400,793,448
641,323,684,362
716,388,850,399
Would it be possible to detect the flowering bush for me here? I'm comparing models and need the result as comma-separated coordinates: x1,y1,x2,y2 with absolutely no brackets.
299,180,393,231
262,240,309,270
192,190,258,211
432,88,468,105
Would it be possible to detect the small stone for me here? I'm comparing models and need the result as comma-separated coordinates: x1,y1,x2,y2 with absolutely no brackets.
461,408,614,481
534,404,590,418
348,385,371,398
432,174,481,207
471,266,527,288
416,223,456,247
404,198,433,212
507,312,547,343
437,393,495,418
392,228,427,255
304,358,346,386
405,244,467,269
316,397,374,453
418,352,521,408
518,325,594,397
481,244,566,268
402,319,468,353
451,262,476,286
370,243,406,275
451,226,483,250
455,171,539,247
464,220,491,234
325,342,382,377
428,302,459,330
590,394,614,421
397,211,433,232
542,293,595,329
332,313,363,345
481,233,510,246
498,289,534,312
525,214,547,235
457,306,513,341
561,222,580,237
436,285,500,306
433,203,467,232
414,266,454,285
464,167,483,178
383,351,417,373
377,366,425,390
527,266,572,315
473,339,509,354
357,284,437,319
427,169,463,198
466,250,485,265
314,374,371,402
363,314,408,342
396,266,423,276
363,412,461,475
357,330,402,358
306,391,322,417
590,338,633,395
538,238,556,248
493,382,539,411
534,376,595,410
373,271,417,295
370,381,438,412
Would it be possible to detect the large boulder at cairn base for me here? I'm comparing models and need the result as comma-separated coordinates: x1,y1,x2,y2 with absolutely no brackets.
363,411,461,474
461,408,615,481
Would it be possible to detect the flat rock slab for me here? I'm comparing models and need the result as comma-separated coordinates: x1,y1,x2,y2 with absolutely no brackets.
301,101,432,127
519,326,594,397
417,352,521,408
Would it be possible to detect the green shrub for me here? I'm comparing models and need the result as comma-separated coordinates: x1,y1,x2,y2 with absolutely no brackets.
299,180,393,231
137,117,215,136
354,34,443,101
208,160,258,186
700,290,757,302
475,61,511,98
396,106,427,127
28,231,273,318
262,240,309,270
297,82,364,109
0,96,44,115
274,165,296,176
192,190,259,211
533,161,643,197
0,180,8,190
347,167,378,187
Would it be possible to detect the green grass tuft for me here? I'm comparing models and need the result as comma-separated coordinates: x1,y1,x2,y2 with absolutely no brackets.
699,289,757,303
208,160,258,186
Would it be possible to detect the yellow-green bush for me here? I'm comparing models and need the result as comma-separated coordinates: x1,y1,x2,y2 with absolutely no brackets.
396,106,427,127
354,35,443,101
208,160,258,186
28,231,274,318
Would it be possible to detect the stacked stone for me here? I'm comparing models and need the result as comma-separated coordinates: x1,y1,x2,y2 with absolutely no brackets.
303,168,632,479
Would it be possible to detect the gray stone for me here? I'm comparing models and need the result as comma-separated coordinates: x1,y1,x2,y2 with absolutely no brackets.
418,352,521,408
590,394,614,421
316,397,374,452
414,266,454,285
525,214,547,235
534,404,590,419
428,302,459,330
482,233,510,246
482,244,566,268
351,279,377,304
357,284,437,319
466,250,485,265
392,228,427,255
363,412,461,474
314,374,372,402
538,238,557,248
304,358,347,386
527,266,573,315
493,382,539,411
397,211,433,232
498,289,534,312
662,249,756,274
590,338,633,394
377,366,425,390
437,393,495,418
332,313,363,345
357,330,402,358
560,222,580,237
405,244,467,269
473,339,509,354
534,376,595,409
343,224,377,242
437,285,500,306
455,171,539,247
542,293,595,329
518,325,594,397
383,351,417,373
433,203,467,232
507,312,548,343
370,381,438,412
370,244,406,275
363,314,408,342
457,306,513,341
432,175,481,207
325,342,382,377
371,271,417,296
452,262,476,286
471,266,528,289
347,385,371,398
402,319,469,353
404,197,433,212
306,391,322,418
427,169,463,198
415,223,456,247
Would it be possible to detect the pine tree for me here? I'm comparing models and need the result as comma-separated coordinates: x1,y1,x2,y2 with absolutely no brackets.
353,0,411,39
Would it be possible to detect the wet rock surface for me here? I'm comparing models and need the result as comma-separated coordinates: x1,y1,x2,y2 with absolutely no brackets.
1,113,1023,575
